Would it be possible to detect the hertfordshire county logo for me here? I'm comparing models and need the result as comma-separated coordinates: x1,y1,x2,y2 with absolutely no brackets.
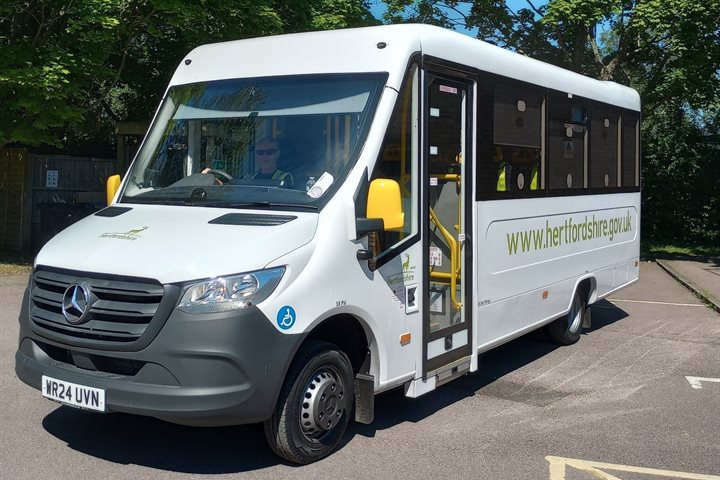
387,253,416,286
99,226,149,241
402,253,410,272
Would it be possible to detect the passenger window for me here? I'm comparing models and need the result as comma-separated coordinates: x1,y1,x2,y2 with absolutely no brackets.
589,105,619,188
493,80,543,193
368,65,419,262
477,75,544,196
548,92,587,190
621,111,639,187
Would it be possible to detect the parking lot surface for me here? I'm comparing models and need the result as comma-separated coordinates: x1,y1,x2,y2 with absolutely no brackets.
1,262,718,479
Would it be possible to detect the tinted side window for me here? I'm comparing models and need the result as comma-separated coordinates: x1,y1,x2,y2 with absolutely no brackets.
548,92,586,190
589,104,619,188
477,75,639,199
621,111,639,187
477,74,543,196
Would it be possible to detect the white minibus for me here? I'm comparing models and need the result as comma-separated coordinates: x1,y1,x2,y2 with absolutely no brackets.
16,24,640,464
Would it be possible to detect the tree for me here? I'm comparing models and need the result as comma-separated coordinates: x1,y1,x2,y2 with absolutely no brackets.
0,0,377,151
382,1,720,109
642,103,720,246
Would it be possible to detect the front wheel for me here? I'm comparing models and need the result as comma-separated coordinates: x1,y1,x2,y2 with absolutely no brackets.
548,290,587,345
263,341,354,464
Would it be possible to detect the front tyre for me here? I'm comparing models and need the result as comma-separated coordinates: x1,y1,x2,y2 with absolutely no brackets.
263,341,354,464
548,289,587,345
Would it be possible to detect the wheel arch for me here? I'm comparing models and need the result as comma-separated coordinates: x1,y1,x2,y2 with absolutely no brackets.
548,275,595,345
301,313,376,376
573,275,597,306
573,275,596,329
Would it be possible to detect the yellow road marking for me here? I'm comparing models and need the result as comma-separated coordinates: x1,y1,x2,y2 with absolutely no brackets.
546,456,720,480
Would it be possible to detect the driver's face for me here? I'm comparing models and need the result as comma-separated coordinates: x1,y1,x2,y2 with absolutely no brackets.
255,140,280,173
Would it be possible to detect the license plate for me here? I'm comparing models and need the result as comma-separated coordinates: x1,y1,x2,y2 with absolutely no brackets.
41,376,106,412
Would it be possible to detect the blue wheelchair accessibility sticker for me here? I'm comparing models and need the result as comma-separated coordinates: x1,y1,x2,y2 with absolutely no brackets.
277,306,296,330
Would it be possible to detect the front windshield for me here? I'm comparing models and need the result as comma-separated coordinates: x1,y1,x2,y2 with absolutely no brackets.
121,73,387,209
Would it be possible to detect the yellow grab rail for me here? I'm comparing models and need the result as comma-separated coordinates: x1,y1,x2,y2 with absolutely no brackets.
429,207,462,310
431,173,460,183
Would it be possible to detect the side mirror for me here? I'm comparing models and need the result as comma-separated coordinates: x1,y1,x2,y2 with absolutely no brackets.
367,178,404,230
106,175,121,206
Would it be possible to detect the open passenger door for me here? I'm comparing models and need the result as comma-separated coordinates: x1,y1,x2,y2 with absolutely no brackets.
422,69,474,383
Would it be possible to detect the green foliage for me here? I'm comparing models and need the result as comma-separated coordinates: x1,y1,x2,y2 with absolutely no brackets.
642,104,720,246
382,1,720,104
312,0,380,29
0,0,375,150
641,242,720,260
2,0,716,246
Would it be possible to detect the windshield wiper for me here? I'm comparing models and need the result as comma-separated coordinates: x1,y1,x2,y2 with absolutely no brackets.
123,198,187,206
122,197,318,211
199,201,319,211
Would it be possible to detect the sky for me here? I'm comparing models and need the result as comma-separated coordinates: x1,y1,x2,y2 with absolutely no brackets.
370,0,547,32
367,1,624,47
368,0,543,37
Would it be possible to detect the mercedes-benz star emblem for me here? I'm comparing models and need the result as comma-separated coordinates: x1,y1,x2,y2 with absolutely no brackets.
62,284,91,324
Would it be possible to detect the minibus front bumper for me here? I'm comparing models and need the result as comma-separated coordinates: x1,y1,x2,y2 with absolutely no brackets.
15,288,305,427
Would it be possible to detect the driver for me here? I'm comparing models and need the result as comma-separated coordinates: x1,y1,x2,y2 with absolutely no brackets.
246,137,294,188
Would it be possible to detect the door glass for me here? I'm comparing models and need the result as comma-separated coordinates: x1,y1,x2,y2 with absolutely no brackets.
427,78,466,333
370,65,419,263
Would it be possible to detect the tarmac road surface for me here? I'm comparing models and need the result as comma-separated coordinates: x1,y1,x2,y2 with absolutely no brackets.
1,262,718,479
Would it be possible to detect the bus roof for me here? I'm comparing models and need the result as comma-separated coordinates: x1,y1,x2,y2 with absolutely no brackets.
171,24,640,112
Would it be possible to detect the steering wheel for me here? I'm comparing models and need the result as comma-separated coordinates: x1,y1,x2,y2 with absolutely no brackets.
204,169,233,184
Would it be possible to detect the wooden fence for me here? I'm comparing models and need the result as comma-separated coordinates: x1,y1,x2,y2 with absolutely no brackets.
0,149,30,251
0,148,117,254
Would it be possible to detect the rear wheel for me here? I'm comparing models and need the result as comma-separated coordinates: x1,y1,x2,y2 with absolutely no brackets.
548,289,586,345
263,341,354,464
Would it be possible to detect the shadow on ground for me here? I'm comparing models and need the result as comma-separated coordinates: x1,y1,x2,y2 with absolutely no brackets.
42,410,279,473
42,300,628,473
353,300,628,437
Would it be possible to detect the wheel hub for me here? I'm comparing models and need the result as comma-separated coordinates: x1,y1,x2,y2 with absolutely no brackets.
300,369,346,437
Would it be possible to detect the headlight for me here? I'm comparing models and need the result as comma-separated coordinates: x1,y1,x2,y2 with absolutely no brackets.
177,267,285,314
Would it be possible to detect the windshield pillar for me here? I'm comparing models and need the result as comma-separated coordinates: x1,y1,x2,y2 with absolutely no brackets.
187,120,202,176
